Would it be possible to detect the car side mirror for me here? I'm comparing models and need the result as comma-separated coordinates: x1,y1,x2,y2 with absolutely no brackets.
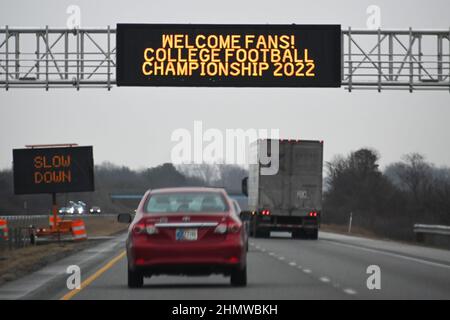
242,177,248,196
117,213,132,223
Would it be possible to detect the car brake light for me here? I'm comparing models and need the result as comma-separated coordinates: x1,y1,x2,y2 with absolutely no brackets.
228,222,240,233
214,221,241,234
214,223,227,234
132,222,158,235
146,225,158,235
261,210,271,216
132,223,145,234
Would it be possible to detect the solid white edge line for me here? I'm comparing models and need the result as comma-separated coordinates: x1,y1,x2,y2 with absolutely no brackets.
326,240,450,270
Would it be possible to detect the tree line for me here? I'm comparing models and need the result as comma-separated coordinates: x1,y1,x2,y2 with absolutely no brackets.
1,149,449,241
323,149,450,240
0,162,247,215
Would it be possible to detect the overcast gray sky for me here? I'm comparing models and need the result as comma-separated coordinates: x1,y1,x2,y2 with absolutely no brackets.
0,0,449,170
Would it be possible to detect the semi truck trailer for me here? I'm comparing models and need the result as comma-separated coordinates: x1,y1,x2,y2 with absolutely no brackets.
243,139,323,239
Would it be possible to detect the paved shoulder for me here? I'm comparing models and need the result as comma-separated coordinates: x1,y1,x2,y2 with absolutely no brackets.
0,234,127,300
320,231,450,266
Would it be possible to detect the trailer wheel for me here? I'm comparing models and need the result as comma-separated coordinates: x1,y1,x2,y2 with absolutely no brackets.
255,229,270,238
309,229,319,240
292,230,304,239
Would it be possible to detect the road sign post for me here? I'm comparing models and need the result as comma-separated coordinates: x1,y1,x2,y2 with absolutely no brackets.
348,212,353,234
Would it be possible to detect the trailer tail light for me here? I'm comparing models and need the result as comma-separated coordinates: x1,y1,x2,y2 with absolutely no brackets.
309,211,318,217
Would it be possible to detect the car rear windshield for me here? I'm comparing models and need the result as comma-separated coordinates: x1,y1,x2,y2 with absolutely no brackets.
145,192,229,214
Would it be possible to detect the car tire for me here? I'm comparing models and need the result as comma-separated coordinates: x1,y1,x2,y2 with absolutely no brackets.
230,266,247,287
128,266,143,288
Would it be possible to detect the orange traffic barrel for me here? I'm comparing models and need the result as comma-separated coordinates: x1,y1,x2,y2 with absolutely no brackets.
0,219,9,241
71,220,87,241
49,216,62,227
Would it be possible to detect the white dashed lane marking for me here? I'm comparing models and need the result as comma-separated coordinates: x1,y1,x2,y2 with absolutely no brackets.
319,277,331,283
343,288,357,295
251,242,358,297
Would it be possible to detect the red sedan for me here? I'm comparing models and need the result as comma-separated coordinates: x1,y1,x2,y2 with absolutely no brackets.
118,187,247,288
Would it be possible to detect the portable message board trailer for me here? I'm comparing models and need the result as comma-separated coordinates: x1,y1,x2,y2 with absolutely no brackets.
243,139,323,239
12,144,94,241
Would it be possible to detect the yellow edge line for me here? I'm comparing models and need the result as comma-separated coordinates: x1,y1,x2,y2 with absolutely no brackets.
60,250,126,300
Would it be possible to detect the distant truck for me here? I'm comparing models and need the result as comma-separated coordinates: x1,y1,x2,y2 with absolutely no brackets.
242,139,323,239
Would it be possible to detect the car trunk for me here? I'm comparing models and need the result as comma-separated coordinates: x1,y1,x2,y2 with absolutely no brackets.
138,213,228,244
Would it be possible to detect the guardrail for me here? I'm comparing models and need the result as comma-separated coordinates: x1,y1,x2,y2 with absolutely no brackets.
0,214,118,251
414,224,450,236
413,224,450,248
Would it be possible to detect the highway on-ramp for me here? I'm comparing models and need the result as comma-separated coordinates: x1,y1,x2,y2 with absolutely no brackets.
1,231,450,300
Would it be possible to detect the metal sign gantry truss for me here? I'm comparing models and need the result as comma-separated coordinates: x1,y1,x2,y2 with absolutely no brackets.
0,26,449,91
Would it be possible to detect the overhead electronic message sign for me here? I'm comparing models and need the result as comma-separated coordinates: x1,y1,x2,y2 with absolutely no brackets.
116,24,341,87
13,146,94,194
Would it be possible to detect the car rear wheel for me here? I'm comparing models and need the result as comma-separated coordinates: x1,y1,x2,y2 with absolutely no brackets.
128,266,143,288
230,266,247,287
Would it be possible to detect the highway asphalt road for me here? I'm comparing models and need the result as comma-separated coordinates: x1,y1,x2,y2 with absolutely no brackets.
1,231,450,300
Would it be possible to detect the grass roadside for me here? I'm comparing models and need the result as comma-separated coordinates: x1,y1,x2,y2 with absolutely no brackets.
0,216,128,286
320,223,381,239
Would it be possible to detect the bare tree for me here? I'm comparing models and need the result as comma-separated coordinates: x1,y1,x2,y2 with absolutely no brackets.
386,153,432,204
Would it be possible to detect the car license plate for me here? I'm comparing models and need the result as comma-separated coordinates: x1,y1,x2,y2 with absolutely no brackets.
176,228,198,241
